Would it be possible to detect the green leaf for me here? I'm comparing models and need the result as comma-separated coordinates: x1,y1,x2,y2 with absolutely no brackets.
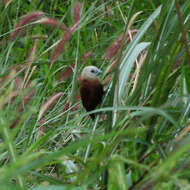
108,155,127,190
119,42,151,101
32,185,86,190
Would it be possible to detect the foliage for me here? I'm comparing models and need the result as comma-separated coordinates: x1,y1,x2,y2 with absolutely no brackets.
0,0,190,189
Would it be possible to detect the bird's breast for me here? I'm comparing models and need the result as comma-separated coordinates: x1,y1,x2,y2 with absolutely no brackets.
80,79,104,112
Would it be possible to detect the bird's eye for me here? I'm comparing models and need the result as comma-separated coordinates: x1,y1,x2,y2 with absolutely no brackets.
91,69,95,73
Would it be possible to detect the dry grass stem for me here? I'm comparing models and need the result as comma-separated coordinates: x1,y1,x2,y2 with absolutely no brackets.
24,66,37,89
23,40,38,88
3,0,13,8
105,59,119,75
131,51,148,93
38,92,62,121
127,11,142,30
175,124,190,142
31,35,48,40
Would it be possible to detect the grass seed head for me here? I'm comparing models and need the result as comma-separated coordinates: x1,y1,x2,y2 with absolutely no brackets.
9,11,44,41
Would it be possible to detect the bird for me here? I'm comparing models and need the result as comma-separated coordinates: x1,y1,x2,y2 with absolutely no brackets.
79,66,104,119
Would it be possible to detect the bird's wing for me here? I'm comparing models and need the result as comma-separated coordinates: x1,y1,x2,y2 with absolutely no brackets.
94,83,104,105
80,85,91,109
80,81,104,110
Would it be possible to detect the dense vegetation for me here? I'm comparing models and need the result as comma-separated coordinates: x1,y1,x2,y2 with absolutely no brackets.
0,0,190,189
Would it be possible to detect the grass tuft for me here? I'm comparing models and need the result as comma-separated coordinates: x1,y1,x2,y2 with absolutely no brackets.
0,1,190,190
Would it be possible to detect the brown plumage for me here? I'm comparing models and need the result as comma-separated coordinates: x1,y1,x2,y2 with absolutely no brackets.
79,66,104,119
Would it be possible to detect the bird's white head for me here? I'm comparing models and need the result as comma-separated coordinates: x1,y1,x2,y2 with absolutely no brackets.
81,66,102,80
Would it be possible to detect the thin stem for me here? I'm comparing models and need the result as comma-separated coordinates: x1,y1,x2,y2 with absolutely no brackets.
0,117,24,187
69,30,80,104
84,115,99,163
175,0,190,64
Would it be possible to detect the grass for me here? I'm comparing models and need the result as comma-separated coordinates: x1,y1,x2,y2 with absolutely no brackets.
0,0,190,189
